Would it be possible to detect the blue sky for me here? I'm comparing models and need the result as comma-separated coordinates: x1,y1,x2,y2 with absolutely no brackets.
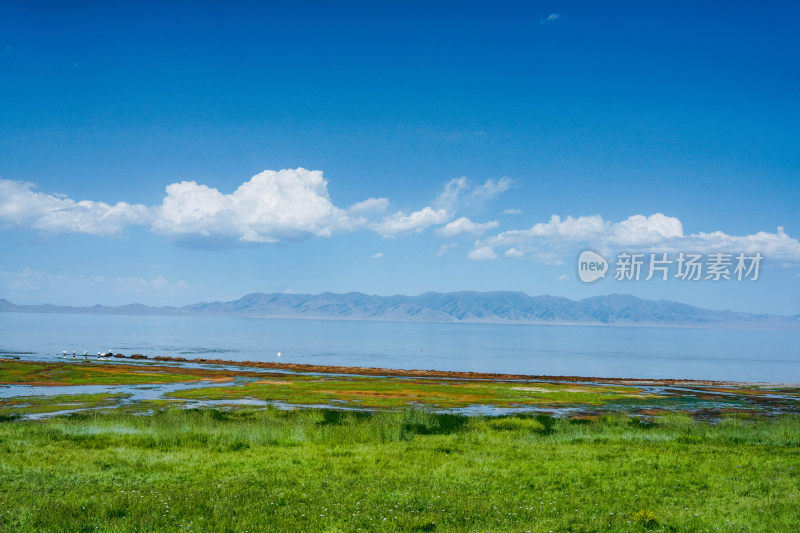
1,1,799,314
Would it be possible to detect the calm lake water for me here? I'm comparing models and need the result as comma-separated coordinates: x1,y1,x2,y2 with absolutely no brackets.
1,312,798,382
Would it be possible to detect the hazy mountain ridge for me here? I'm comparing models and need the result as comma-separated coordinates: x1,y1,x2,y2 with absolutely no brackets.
0,292,795,326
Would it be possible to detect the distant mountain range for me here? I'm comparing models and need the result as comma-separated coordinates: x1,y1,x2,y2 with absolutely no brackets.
1,292,797,327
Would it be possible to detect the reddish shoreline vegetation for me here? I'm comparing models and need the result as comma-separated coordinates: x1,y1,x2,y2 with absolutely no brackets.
2,356,799,419
105,352,794,386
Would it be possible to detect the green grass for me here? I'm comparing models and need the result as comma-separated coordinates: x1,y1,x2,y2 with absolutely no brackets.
0,361,218,386
0,408,798,532
0,392,129,417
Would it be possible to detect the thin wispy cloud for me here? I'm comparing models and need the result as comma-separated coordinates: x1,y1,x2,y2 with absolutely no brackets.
540,12,560,24
435,176,513,212
435,243,458,256
0,268,188,303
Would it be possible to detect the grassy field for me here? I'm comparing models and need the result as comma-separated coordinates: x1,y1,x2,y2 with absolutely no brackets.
1,359,799,531
0,407,798,532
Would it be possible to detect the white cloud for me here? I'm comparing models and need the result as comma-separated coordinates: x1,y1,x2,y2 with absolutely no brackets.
5,172,799,268
611,213,684,245
682,226,800,261
502,208,522,215
468,246,498,260
371,252,383,259
0,178,151,236
435,217,498,237
481,213,681,249
348,197,389,214
372,206,450,237
356,176,511,239
0,170,460,243
557,273,568,281
152,168,352,243
482,215,605,249
471,212,800,263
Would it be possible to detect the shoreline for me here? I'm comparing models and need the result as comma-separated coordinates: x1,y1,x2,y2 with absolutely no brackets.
3,357,798,420
102,353,798,388
3,308,799,331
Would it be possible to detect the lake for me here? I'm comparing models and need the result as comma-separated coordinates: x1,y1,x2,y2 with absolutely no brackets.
1,312,798,382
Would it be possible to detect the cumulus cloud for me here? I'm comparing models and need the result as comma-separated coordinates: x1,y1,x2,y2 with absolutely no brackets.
435,217,498,237
0,178,151,236
611,213,684,245
5,172,799,269
470,212,800,263
372,206,450,237
152,168,351,243
348,197,390,214
684,227,800,261
371,252,383,259
478,213,681,251
0,169,459,243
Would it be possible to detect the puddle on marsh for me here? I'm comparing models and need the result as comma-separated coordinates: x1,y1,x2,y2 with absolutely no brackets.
3,359,799,420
